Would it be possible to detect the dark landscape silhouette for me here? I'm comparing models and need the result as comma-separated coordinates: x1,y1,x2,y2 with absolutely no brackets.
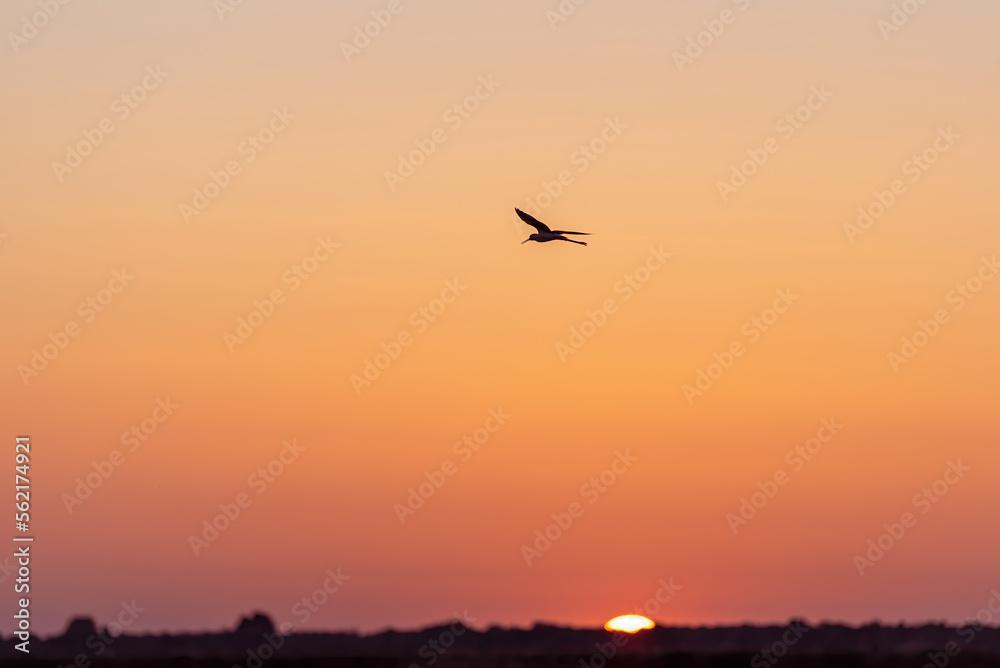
6,613,1000,666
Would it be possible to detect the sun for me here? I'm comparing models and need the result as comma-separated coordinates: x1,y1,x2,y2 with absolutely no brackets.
604,614,655,633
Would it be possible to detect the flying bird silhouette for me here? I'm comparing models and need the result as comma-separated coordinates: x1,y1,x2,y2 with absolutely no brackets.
516,208,590,246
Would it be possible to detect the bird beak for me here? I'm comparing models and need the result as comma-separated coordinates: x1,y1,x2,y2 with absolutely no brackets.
521,239,529,244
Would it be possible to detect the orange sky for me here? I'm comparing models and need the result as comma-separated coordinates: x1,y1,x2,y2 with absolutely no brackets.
2,0,999,636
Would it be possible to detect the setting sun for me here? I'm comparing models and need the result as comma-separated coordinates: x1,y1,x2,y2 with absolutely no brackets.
604,615,655,633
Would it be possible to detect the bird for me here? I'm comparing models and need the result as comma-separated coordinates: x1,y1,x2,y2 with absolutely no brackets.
515,208,590,246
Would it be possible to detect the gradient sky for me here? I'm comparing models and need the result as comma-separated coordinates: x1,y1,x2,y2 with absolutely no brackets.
2,0,1000,637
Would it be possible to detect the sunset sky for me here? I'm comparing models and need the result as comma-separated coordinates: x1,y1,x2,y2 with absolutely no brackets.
2,0,999,637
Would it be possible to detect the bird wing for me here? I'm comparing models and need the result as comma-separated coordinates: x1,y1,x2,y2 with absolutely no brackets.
551,230,590,235
515,208,551,233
